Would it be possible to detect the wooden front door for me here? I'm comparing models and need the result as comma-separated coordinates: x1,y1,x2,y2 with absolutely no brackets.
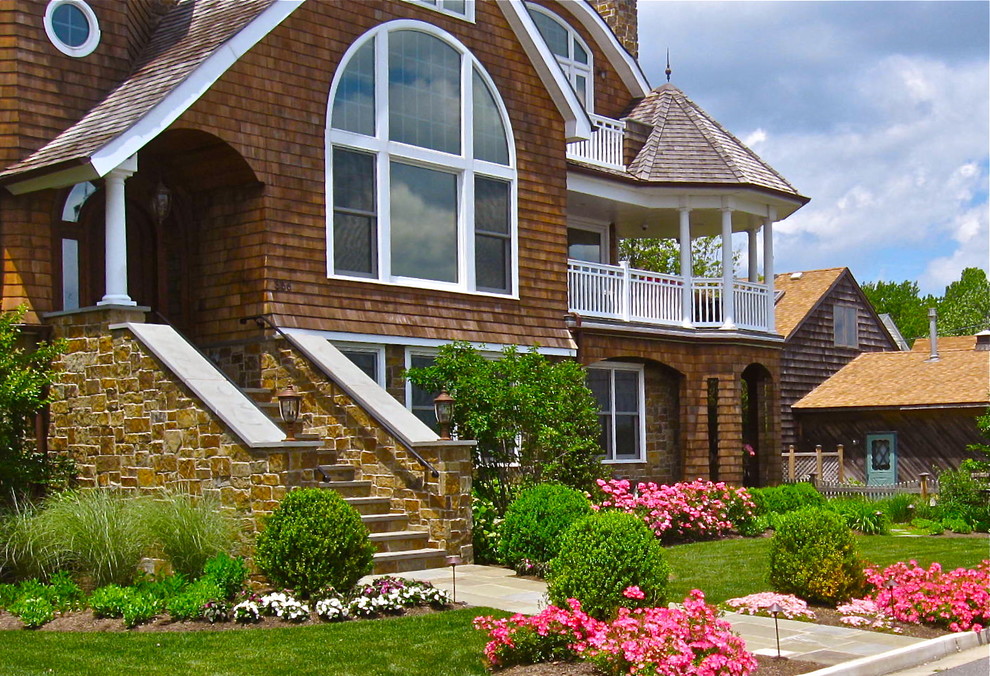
866,433,897,486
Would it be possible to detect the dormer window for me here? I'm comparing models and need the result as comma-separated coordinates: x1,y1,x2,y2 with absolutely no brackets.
44,0,100,57
526,3,593,111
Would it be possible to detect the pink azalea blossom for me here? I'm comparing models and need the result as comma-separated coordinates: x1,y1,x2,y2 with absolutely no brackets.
623,586,645,600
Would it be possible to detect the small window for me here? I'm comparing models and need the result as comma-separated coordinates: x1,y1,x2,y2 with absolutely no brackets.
567,224,606,263
403,0,474,21
834,305,859,348
44,0,100,57
335,344,385,386
587,363,645,462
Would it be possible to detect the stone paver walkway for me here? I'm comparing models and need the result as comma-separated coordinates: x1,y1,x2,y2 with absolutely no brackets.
381,564,925,669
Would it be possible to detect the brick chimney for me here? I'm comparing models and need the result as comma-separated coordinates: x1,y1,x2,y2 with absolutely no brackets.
591,0,638,58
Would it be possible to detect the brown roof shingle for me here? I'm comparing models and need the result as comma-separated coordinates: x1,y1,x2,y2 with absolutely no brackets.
0,0,275,181
793,346,990,410
773,267,847,339
624,84,803,198
911,336,977,352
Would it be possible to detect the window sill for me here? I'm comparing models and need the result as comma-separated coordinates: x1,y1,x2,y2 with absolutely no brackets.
327,273,519,301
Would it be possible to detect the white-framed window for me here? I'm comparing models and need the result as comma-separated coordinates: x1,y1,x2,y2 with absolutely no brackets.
334,343,386,387
834,304,859,348
327,21,517,296
402,0,475,22
404,349,439,431
567,221,608,263
44,0,100,57
526,3,593,111
587,362,645,462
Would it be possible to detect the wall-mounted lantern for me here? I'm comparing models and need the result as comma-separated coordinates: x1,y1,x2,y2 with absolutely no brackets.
433,389,454,440
276,385,302,440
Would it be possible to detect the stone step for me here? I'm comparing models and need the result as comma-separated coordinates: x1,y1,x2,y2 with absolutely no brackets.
319,479,372,498
344,496,392,515
369,530,431,553
372,548,448,575
240,387,272,404
317,464,357,482
360,514,409,533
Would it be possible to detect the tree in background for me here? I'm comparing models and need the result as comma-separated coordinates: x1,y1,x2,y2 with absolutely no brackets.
861,280,933,344
939,267,990,336
404,342,605,515
619,236,738,277
0,308,73,506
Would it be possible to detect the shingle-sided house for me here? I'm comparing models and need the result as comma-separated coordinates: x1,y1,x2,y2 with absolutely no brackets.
773,267,900,449
793,333,990,484
0,0,809,567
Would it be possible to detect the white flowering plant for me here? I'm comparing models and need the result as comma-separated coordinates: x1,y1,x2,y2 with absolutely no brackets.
724,592,816,621
231,599,261,623
315,596,348,622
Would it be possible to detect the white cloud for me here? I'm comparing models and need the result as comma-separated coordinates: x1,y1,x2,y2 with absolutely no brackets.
743,128,767,148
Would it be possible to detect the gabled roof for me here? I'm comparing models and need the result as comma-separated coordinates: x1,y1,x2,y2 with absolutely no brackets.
624,84,804,199
773,267,847,339
1,0,294,193
793,344,990,411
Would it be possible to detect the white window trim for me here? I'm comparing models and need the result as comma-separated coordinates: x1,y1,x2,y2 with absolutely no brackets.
525,2,594,113
333,342,386,387
326,20,518,298
44,0,100,57
567,218,609,264
402,0,476,23
834,304,859,348
588,361,646,464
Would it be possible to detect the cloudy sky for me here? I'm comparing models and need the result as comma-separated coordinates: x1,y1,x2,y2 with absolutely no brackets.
637,1,989,295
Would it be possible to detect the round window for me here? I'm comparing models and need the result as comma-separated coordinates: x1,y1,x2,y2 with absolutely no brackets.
44,0,100,57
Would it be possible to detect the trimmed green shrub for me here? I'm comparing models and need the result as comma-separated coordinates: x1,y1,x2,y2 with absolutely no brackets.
89,585,137,618
942,516,973,534
255,489,375,598
829,499,891,535
768,507,864,606
122,593,161,628
937,468,990,531
911,518,945,535
547,512,670,620
201,553,248,600
750,483,825,516
498,483,591,571
10,596,54,629
166,580,223,621
143,491,236,578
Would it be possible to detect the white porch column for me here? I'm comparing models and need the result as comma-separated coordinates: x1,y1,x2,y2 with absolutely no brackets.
679,207,692,328
97,155,138,306
747,225,759,282
763,209,776,333
720,205,735,329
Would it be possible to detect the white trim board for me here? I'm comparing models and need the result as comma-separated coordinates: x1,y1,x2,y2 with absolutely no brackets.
281,327,577,357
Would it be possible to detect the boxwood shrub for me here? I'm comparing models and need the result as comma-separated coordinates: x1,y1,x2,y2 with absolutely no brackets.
255,488,374,598
768,507,864,606
498,483,591,572
547,511,669,620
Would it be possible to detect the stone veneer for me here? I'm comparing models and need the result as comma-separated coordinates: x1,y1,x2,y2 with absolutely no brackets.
46,307,473,562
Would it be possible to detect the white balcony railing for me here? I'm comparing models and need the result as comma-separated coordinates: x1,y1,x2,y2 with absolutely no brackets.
566,114,626,170
568,260,774,333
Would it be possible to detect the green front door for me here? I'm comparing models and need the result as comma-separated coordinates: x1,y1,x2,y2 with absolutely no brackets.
866,433,897,486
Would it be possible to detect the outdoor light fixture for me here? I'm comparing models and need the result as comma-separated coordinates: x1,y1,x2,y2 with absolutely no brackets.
276,385,302,440
884,579,897,618
445,555,463,603
434,389,454,440
151,179,172,224
768,602,783,658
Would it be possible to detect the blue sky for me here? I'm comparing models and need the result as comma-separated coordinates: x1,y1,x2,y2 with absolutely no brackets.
637,1,990,295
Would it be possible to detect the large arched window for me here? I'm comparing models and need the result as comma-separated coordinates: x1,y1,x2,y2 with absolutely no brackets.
327,22,516,295
526,3,593,111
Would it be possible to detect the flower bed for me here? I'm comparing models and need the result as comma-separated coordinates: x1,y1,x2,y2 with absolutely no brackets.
474,589,757,675
725,593,816,621
594,479,756,543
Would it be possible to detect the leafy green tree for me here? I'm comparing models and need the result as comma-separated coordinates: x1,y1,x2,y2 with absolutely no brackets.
618,236,737,277
938,267,990,336
860,280,932,343
405,343,605,514
0,307,72,505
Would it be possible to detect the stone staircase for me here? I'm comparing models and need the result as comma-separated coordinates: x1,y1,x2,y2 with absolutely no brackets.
241,387,448,575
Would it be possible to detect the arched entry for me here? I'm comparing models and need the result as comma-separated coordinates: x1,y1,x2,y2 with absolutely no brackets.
741,363,773,487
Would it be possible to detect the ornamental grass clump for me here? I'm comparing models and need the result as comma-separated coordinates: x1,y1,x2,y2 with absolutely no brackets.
142,491,236,578
254,488,374,598
595,478,755,543
498,483,591,573
862,560,990,632
768,507,865,606
547,511,669,620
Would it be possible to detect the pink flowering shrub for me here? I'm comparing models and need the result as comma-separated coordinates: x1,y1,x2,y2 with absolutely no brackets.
836,598,900,633
594,479,756,543
474,590,758,676
862,560,990,632
724,592,816,621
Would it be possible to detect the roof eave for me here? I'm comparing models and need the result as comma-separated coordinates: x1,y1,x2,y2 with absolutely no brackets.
794,402,988,413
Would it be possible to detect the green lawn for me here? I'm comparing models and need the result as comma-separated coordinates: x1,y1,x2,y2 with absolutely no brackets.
665,534,989,604
0,607,508,676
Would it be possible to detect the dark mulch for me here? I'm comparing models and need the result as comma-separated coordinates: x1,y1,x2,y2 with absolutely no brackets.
494,655,822,675
806,605,949,641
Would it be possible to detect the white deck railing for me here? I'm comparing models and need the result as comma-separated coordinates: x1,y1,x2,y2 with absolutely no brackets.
566,114,626,170
568,260,773,332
